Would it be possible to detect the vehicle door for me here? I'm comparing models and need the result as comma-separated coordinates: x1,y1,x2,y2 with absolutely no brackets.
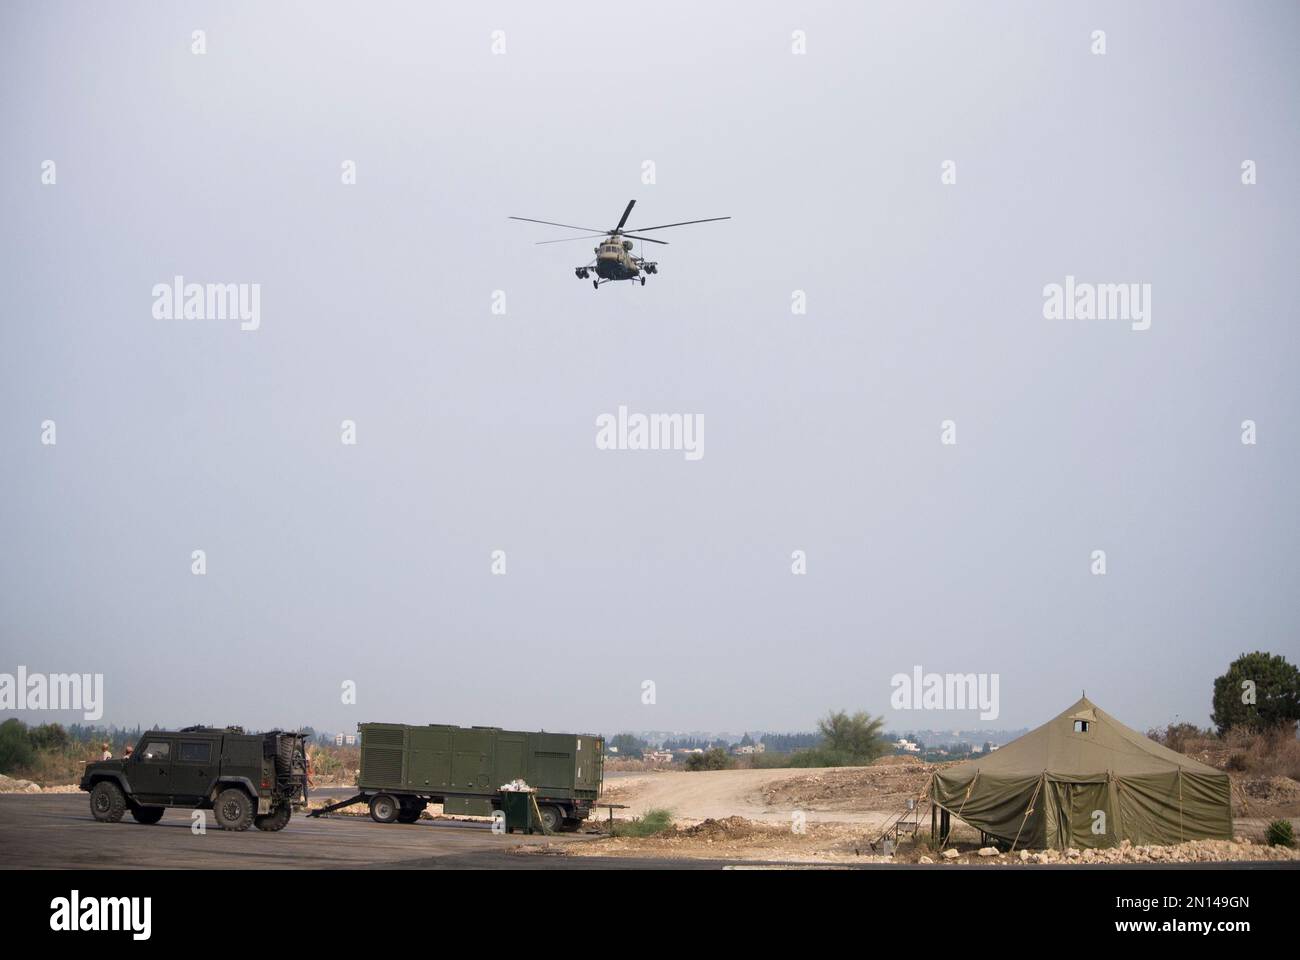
170,738,216,804
132,737,176,804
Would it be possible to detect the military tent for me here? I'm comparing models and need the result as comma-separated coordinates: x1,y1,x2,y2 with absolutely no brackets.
929,697,1232,849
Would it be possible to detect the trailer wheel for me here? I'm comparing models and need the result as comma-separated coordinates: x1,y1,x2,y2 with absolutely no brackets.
397,800,424,823
90,781,126,822
369,794,399,824
538,804,564,834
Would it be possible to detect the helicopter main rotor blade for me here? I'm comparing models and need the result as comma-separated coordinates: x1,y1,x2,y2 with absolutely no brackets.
508,216,606,232
624,216,731,232
614,199,636,231
534,233,611,245
620,234,668,245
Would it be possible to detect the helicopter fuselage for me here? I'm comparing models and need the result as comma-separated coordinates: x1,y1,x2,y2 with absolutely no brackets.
594,237,641,279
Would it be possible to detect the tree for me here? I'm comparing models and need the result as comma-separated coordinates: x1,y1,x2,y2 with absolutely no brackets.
608,733,647,759
1211,652,1300,734
817,710,888,761
0,719,34,773
28,723,70,751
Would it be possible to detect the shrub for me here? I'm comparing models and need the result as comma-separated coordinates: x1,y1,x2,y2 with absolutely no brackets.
1265,819,1295,848
684,748,734,771
1147,722,1209,754
746,751,795,769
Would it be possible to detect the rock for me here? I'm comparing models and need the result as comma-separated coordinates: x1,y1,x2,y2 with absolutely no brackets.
1066,847,1081,859
1019,849,1030,861
0,774,41,793
978,846,999,857
919,856,934,864
941,848,960,859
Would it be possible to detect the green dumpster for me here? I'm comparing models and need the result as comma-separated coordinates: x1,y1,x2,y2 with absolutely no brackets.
500,790,536,834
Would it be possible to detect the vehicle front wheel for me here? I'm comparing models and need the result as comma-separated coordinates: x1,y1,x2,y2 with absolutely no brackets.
255,804,292,832
369,794,399,824
213,787,255,831
130,804,165,824
89,781,126,823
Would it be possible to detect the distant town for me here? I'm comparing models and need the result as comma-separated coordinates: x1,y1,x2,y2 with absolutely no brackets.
597,728,1030,765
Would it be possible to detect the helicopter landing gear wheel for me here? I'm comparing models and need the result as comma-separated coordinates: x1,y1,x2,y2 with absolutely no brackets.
640,277,646,286
593,280,599,290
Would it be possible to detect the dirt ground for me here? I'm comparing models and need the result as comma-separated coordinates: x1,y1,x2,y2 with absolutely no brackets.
572,764,1300,864
597,763,929,829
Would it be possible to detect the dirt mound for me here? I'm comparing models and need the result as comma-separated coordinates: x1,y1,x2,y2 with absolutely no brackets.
871,755,922,767
761,766,931,810
680,816,768,840
1242,776,1300,804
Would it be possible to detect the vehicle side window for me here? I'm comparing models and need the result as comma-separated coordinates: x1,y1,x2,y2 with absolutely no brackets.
140,741,171,762
179,741,211,763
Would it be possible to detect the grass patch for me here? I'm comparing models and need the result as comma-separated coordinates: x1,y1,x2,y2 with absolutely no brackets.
612,808,674,838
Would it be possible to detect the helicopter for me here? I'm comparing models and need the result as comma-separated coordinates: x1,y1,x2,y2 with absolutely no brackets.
509,199,730,289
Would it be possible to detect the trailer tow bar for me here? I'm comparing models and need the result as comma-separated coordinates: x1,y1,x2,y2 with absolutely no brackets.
306,792,367,817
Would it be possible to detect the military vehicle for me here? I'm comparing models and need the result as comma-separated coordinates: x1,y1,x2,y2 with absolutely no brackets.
79,726,308,832
311,722,603,833
509,199,730,288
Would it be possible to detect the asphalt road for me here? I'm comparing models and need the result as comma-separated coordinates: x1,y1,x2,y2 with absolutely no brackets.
0,793,707,870
6,794,1296,871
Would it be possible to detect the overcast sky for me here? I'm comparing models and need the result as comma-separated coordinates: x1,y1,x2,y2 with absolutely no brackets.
2,1,1297,739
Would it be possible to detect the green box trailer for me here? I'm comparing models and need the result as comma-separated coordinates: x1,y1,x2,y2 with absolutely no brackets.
311,722,603,833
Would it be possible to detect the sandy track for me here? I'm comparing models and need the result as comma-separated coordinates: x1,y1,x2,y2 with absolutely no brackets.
601,767,898,829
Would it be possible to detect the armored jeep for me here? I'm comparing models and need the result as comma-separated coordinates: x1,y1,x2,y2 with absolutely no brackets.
79,726,307,831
